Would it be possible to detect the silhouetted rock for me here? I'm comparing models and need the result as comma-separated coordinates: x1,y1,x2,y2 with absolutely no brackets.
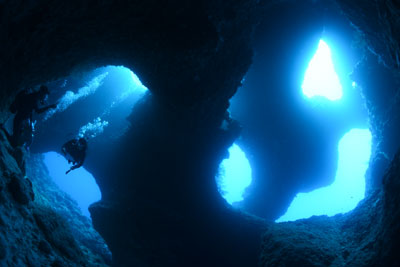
7,173,33,205
0,237,7,260
38,240,52,255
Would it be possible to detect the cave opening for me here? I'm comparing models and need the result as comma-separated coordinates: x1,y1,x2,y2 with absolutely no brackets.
24,66,147,219
301,39,343,101
20,65,148,264
226,17,372,222
216,143,252,205
276,39,372,222
42,151,101,217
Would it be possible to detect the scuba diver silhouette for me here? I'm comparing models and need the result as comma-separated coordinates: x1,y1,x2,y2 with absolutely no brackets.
8,85,57,147
62,137,88,174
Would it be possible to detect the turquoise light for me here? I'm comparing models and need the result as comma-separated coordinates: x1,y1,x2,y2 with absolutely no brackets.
302,40,343,101
217,144,252,204
43,152,101,218
276,39,372,222
276,129,372,222
40,66,147,218
130,70,148,93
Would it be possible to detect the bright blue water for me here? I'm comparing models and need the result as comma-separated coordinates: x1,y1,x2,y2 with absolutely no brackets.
217,143,252,204
276,129,371,222
302,40,343,100
43,152,101,217
217,39,371,221
276,39,372,222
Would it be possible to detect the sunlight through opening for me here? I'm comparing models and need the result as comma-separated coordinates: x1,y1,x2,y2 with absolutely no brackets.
275,38,372,222
43,152,101,218
276,129,372,222
302,40,343,100
35,66,148,219
217,143,252,205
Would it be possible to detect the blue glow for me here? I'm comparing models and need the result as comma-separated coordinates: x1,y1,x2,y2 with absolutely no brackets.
39,66,147,218
130,70,148,93
217,144,252,204
43,152,101,218
276,129,372,222
302,40,343,101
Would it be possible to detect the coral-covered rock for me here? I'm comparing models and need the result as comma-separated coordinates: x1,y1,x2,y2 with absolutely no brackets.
7,173,34,205
0,126,110,265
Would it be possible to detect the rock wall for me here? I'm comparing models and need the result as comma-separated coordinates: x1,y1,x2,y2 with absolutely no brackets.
260,150,400,266
25,153,112,265
0,129,109,266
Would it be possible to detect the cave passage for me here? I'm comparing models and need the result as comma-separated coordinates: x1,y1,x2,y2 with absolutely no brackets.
31,66,148,218
277,39,372,222
216,143,252,204
43,152,101,217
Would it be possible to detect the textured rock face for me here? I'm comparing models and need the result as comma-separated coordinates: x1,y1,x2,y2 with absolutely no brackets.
0,0,400,266
335,0,400,191
25,153,112,265
260,151,400,267
0,129,108,266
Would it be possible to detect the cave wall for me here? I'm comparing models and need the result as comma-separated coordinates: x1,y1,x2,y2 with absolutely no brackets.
0,129,108,266
0,0,259,116
25,153,112,265
335,0,400,190
89,93,267,266
0,0,400,266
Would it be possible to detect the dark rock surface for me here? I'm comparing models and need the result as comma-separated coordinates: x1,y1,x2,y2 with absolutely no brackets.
335,0,400,191
0,0,399,266
87,93,267,266
7,173,34,205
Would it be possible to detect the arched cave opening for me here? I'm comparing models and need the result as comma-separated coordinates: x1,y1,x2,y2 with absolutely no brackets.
216,143,252,205
22,65,147,216
16,65,148,264
42,151,101,218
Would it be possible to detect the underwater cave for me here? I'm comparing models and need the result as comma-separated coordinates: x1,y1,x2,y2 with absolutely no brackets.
32,66,147,218
220,36,373,223
0,0,400,266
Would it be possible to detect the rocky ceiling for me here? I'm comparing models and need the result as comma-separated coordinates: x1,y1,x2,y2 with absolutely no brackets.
0,0,400,266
